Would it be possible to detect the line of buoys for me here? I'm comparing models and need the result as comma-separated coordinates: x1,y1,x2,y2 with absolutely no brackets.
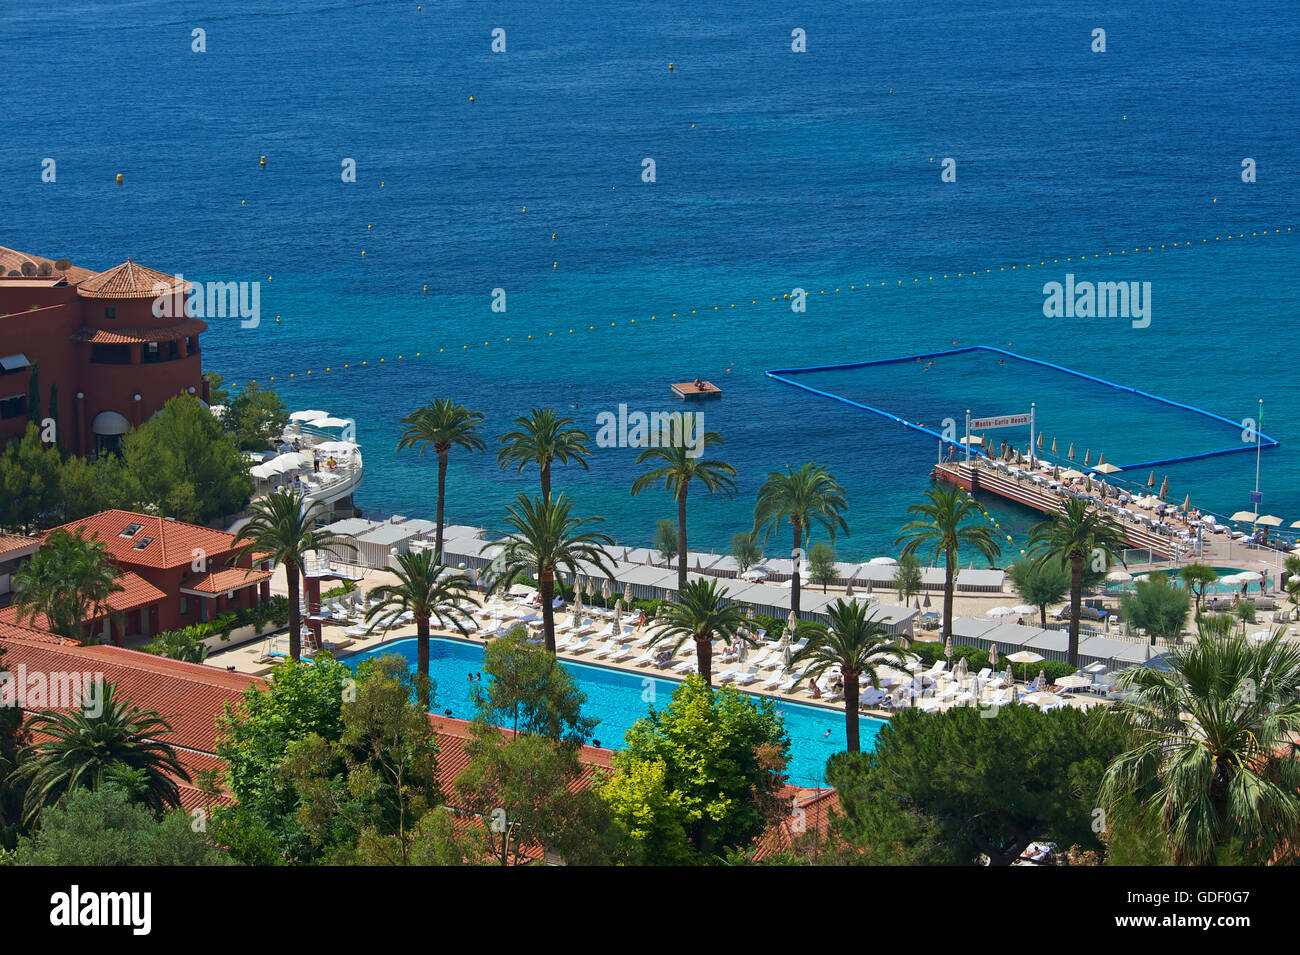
254,226,1293,386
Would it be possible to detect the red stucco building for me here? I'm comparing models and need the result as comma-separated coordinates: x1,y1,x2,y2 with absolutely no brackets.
0,246,206,456
0,510,273,644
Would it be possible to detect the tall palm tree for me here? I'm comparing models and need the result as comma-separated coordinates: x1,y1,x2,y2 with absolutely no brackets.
488,493,615,654
12,682,190,823
396,399,487,562
1099,628,1300,865
631,432,736,593
649,578,754,687
753,463,849,617
365,549,480,710
790,600,906,752
896,485,1000,647
232,490,353,662
11,528,123,642
496,408,592,502
1027,498,1126,667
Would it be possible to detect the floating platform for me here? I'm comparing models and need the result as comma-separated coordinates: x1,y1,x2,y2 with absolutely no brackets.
671,380,722,400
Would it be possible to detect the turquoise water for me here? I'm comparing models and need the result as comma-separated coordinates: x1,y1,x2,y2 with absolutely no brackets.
5,1,1298,561
342,636,873,787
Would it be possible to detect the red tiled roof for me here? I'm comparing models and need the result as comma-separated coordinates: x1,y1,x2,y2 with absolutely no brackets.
70,317,207,345
0,634,260,756
181,567,272,595
0,533,40,558
0,246,96,284
76,259,189,300
48,510,242,570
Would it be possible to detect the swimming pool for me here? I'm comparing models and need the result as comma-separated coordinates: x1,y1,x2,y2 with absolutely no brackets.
1118,566,1265,596
341,637,883,787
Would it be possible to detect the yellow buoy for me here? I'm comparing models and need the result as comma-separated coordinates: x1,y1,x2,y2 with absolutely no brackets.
241,199,246,205
469,96,475,102
361,250,366,256
115,173,123,185
259,156,266,166
669,63,674,71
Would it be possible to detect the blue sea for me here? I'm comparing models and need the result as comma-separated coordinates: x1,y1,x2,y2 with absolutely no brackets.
3,1,1298,562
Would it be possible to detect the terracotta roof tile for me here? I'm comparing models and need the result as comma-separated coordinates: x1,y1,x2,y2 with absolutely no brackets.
181,567,272,595
0,634,260,756
0,246,96,284
0,533,40,558
70,317,207,345
49,509,242,570
76,259,189,300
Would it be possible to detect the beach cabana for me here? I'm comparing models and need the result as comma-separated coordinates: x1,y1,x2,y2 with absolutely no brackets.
613,563,678,600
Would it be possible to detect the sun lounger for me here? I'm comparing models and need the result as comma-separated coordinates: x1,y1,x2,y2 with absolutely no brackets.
718,670,740,684
591,639,619,659
567,636,595,654
631,649,658,667
672,659,697,674
734,666,761,686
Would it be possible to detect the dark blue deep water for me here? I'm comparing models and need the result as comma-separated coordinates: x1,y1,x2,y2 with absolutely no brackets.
4,1,1297,560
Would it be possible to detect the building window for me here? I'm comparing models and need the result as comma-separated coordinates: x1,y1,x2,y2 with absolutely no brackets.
105,307,116,320
186,336,199,357
142,341,180,364
0,394,26,420
90,344,133,365
179,595,188,616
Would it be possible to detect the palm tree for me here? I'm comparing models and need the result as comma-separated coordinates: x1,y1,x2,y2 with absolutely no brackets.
896,485,1000,647
489,493,615,654
892,553,924,609
11,529,123,642
753,463,849,617
649,578,754,686
496,408,592,502
365,549,480,710
631,432,736,593
396,399,487,562
12,682,190,823
1027,498,1126,667
1099,628,1300,865
790,600,906,751
232,490,353,662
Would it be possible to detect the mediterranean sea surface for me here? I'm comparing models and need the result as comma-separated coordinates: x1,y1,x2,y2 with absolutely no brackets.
3,0,1297,561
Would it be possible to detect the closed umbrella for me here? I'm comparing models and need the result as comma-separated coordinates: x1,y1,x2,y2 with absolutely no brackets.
944,633,953,660
624,581,633,604
1050,437,1058,455
571,586,583,617
613,597,623,623
1159,476,1169,501
1183,494,1191,512
602,577,612,604
1083,449,1091,467
1147,471,1156,489
1097,452,1107,466
1067,443,1075,460
1037,434,1044,450
988,643,999,670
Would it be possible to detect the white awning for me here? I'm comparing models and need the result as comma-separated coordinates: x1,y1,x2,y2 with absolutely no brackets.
91,410,131,435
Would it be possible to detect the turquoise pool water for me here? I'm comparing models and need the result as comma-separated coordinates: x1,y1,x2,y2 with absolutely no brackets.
1120,566,1268,596
342,636,881,787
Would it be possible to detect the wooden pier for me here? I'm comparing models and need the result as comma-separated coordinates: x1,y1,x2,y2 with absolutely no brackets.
932,459,1178,559
671,380,722,400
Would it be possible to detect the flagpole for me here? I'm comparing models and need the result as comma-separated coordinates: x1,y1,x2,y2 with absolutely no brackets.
1253,398,1262,540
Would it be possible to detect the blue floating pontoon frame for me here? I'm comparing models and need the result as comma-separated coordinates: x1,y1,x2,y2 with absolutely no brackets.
766,345,1278,472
